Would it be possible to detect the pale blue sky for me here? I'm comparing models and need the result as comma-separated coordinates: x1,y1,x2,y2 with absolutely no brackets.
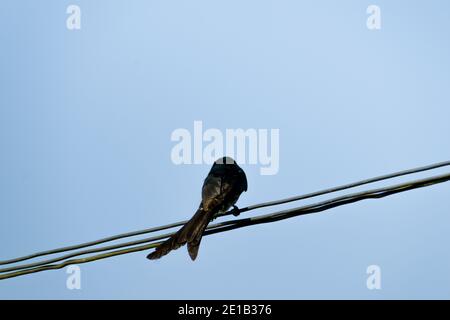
1,0,450,299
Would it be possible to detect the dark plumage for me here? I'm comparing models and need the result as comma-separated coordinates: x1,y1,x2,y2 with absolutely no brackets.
147,157,247,261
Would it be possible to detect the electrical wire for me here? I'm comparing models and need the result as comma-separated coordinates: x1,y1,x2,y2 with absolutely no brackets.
1,160,449,266
0,171,448,281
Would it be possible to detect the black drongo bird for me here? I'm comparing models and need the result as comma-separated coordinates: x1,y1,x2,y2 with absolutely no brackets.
147,156,247,261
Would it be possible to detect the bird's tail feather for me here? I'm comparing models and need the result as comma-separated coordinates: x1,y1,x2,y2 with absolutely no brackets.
186,217,210,261
147,208,212,261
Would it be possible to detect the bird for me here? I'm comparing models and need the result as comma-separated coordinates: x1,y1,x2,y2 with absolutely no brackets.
147,156,247,261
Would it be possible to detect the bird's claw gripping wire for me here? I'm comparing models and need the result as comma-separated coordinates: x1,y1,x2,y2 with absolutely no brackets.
231,205,241,217
212,205,240,221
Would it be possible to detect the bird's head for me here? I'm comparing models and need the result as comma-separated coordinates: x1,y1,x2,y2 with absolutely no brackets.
214,156,236,165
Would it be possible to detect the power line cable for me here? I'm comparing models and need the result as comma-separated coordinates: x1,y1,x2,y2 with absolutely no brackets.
1,160,448,266
0,171,448,281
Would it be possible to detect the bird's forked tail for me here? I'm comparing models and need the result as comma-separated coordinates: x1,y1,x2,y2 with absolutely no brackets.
146,208,213,261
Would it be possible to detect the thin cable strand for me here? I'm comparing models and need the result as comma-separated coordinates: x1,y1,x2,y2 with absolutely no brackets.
1,172,448,281
1,160,449,266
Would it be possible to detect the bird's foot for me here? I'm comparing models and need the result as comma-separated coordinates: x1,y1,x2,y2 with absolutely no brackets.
231,205,241,217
